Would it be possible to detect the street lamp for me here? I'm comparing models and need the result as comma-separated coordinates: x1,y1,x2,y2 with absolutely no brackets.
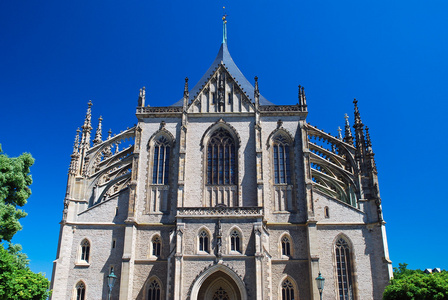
107,269,117,300
315,272,325,300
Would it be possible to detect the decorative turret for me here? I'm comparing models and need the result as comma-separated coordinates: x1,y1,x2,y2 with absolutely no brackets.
254,76,260,108
343,113,354,145
353,99,366,166
365,126,377,173
80,101,93,151
298,85,307,111
138,87,146,107
69,128,81,175
93,116,103,146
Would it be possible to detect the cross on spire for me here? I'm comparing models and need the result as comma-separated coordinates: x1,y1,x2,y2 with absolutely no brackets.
222,6,227,44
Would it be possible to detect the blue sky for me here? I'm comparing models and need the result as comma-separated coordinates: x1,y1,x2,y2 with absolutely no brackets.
1,0,447,279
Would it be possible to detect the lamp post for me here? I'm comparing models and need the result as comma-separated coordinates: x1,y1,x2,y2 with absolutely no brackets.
315,272,325,300
107,270,117,300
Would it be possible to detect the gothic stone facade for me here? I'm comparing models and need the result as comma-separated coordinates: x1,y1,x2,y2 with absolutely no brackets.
50,41,392,300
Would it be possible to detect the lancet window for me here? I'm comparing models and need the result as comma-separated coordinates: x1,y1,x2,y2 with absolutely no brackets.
207,128,236,185
199,230,210,253
281,279,295,300
281,235,291,257
335,238,354,300
75,281,86,300
273,135,291,185
80,239,90,263
152,136,170,185
230,230,241,253
147,280,161,300
152,235,161,257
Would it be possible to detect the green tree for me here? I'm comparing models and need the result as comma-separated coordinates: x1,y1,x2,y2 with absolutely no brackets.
0,244,50,300
0,145,50,299
383,263,448,300
0,144,33,242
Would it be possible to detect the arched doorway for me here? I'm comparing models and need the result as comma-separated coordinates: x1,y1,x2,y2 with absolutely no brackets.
190,265,247,300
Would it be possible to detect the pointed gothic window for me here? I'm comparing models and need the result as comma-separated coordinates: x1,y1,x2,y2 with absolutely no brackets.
230,230,241,253
152,235,161,257
213,287,230,300
207,128,236,185
152,136,170,185
335,238,354,300
199,230,210,253
75,281,86,300
281,279,295,300
80,239,90,263
147,280,161,300
281,236,291,257
273,135,291,184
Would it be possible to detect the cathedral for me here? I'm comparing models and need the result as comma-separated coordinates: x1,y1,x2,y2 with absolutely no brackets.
50,17,392,300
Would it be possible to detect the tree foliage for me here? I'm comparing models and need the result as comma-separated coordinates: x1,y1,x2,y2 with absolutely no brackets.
383,263,448,300
0,144,34,242
0,244,50,300
0,145,50,299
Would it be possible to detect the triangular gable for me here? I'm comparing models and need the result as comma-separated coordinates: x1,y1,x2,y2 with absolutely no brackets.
172,43,273,107
187,64,255,113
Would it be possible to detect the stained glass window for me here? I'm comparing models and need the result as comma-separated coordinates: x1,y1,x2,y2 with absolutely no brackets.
336,238,354,300
207,128,236,185
273,135,291,184
152,136,170,185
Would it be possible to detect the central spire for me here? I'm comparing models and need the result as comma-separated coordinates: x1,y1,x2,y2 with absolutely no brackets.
222,6,227,44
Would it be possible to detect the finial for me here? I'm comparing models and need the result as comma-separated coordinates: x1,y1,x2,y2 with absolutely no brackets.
72,128,80,154
138,87,146,107
277,119,283,128
344,113,354,145
254,76,259,96
338,126,343,140
222,6,227,44
354,98,362,126
107,129,112,140
298,85,303,105
365,126,373,152
93,116,103,145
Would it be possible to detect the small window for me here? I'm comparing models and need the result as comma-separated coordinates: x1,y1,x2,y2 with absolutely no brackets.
281,236,291,257
147,279,161,300
75,281,86,300
281,279,295,300
199,231,209,253
324,206,330,218
112,239,116,249
230,230,241,253
152,236,161,257
80,239,90,263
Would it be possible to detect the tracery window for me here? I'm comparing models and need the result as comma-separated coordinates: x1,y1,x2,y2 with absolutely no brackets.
335,238,354,300
147,280,161,300
152,236,161,257
281,236,291,257
75,281,86,300
207,128,236,185
281,279,295,300
152,136,170,185
80,239,90,263
273,135,291,184
230,230,241,252
213,287,230,300
199,230,210,253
